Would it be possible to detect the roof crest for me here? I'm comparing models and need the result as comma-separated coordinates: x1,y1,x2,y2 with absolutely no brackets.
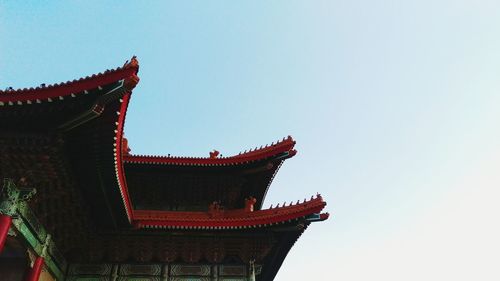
124,136,296,166
0,56,139,102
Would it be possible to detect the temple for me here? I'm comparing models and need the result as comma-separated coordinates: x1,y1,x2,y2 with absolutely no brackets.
0,57,329,281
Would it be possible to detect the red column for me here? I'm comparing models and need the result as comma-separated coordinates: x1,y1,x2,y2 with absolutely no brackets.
25,256,44,281
0,214,12,253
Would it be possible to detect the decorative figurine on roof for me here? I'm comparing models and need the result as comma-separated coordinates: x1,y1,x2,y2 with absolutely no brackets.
209,149,220,158
245,197,257,212
122,137,131,155
209,201,222,212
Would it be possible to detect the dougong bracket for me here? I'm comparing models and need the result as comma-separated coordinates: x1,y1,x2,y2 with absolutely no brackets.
0,178,37,216
0,178,37,252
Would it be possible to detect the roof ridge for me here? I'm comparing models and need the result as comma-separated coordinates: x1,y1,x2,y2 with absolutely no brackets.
124,136,296,166
0,56,139,103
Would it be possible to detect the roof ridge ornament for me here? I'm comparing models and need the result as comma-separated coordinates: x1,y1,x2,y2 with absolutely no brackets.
245,197,257,212
124,56,139,69
209,150,220,159
122,137,131,155
123,56,140,90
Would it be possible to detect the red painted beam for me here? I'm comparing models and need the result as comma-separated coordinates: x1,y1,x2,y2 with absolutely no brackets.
0,214,12,253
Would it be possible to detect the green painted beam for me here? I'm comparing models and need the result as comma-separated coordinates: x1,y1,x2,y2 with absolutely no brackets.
1,179,66,280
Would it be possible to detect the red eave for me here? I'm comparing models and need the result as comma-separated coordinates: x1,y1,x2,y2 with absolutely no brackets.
0,57,140,103
123,136,297,166
114,93,135,222
132,194,327,230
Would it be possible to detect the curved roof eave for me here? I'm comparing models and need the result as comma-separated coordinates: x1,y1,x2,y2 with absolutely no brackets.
0,57,140,104
132,194,328,230
123,136,297,166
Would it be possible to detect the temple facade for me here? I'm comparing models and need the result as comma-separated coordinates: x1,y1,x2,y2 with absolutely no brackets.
0,57,328,281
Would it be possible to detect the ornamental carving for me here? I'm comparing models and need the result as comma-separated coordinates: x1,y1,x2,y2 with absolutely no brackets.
0,178,36,216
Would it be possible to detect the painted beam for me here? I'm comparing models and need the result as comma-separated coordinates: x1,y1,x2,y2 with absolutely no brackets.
1,179,66,280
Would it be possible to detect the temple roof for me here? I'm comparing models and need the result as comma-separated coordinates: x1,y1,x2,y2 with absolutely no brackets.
0,57,312,228
0,57,329,281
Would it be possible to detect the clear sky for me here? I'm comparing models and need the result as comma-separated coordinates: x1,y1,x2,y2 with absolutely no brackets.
1,1,500,280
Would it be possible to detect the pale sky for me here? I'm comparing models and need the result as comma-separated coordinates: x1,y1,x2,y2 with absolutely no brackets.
1,1,500,280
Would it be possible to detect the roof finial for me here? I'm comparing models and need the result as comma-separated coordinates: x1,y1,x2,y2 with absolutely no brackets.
245,197,257,212
124,56,139,68
122,137,131,155
209,150,220,159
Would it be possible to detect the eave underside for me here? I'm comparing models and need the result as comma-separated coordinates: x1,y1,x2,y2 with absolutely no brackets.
125,158,285,212
0,66,139,258
62,222,307,266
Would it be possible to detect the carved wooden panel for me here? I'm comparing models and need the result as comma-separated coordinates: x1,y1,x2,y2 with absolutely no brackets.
119,264,161,276
66,277,110,281
68,264,112,276
117,277,161,281
169,278,211,281
219,265,246,276
170,264,211,276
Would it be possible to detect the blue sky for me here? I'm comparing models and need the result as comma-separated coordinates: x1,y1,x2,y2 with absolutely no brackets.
2,1,500,280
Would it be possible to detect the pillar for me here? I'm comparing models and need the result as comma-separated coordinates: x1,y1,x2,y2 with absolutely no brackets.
24,256,44,281
0,178,36,253
24,234,50,281
0,214,12,252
